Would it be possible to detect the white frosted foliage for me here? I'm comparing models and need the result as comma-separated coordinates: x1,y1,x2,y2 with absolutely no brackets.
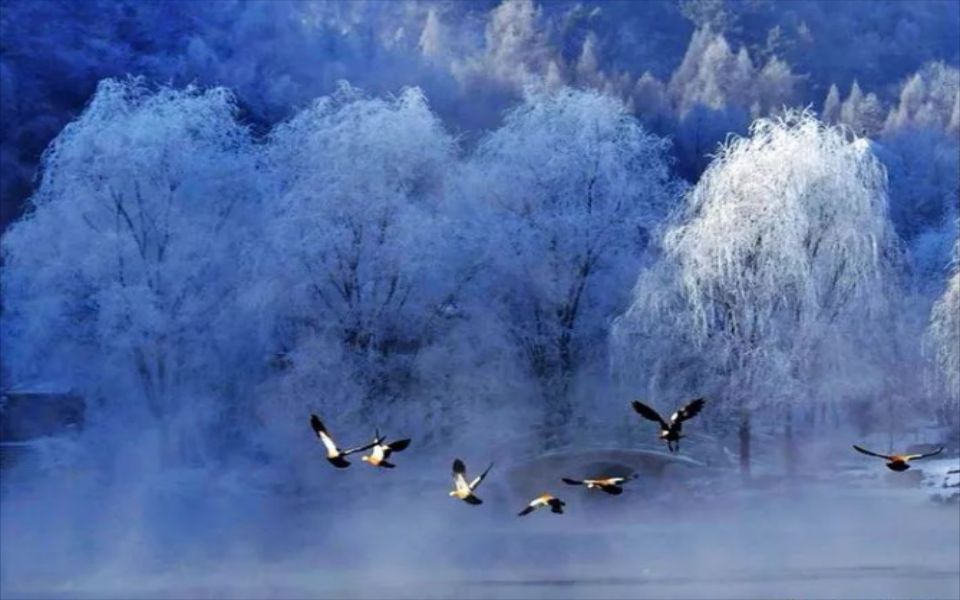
1,80,259,424
615,110,903,413
927,241,960,410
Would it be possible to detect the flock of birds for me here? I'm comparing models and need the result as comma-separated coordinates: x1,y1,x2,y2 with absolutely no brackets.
310,397,947,517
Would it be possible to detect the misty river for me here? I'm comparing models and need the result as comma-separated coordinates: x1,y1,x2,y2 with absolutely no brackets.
3,472,957,599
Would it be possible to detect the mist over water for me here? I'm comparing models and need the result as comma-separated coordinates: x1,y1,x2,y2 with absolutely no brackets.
2,426,958,599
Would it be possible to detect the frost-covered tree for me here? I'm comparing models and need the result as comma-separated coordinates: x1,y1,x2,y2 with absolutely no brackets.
1,79,261,461
4,0,959,234
666,28,802,177
926,240,960,425
452,0,558,93
879,129,959,281
679,0,739,33
670,29,739,117
614,110,904,474
839,80,885,137
465,88,681,443
261,85,464,424
668,28,802,118
631,71,671,131
883,62,960,135
754,57,802,116
822,83,841,124
877,63,960,282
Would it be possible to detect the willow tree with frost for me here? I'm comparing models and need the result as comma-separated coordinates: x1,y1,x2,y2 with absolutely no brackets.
926,240,960,426
614,110,904,475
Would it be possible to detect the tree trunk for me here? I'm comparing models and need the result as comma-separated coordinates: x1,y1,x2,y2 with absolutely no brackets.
542,380,572,450
739,409,751,480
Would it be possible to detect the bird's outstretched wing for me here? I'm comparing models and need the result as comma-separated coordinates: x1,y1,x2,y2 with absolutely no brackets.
632,401,669,428
599,485,624,495
671,398,705,424
470,462,494,490
387,438,411,452
561,477,584,486
905,447,944,461
519,495,548,516
342,439,378,456
310,414,339,455
452,458,470,492
601,475,635,486
547,498,565,514
853,444,893,460
309,414,328,439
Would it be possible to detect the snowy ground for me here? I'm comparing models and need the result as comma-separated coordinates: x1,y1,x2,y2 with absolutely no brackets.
2,460,958,600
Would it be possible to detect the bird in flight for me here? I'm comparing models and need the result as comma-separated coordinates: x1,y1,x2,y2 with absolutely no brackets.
852,445,944,472
310,414,376,468
517,493,566,516
361,429,412,468
561,474,636,495
449,458,494,505
631,397,705,453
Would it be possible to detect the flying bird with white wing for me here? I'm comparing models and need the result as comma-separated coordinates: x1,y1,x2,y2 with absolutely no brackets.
449,458,494,505
310,414,376,469
361,429,412,469
517,493,566,517
631,397,705,453
561,474,636,495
